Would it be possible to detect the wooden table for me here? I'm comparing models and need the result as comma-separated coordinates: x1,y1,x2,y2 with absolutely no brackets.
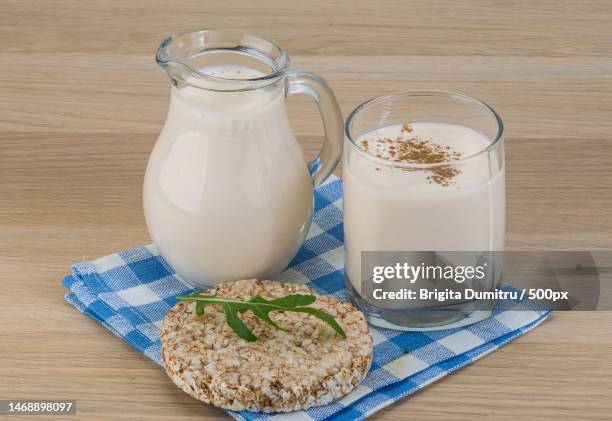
1,1,611,419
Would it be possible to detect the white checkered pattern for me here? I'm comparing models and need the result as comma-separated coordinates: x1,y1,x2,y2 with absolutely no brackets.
63,176,551,420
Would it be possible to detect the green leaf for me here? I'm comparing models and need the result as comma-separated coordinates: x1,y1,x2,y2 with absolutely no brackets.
265,294,317,308
195,301,207,315
292,307,347,338
244,297,285,331
178,292,214,316
221,302,257,342
175,292,346,342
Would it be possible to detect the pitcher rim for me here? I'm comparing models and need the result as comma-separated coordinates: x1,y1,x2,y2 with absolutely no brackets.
156,29,290,89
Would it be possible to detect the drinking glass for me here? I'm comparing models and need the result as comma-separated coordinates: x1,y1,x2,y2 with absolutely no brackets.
343,91,505,330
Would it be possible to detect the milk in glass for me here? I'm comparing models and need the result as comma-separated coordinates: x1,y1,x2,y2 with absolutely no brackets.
344,122,505,294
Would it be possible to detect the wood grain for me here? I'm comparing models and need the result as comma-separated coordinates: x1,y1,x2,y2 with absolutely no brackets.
1,1,611,419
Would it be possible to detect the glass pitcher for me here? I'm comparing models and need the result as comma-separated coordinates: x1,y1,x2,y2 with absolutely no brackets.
143,30,343,287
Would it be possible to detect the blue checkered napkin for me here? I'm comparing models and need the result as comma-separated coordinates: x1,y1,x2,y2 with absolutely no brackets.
63,176,551,421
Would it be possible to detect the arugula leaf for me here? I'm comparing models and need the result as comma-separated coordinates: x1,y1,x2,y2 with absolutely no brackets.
195,301,207,315
243,296,285,331
221,302,257,342
181,291,212,316
266,294,317,308
291,307,347,338
175,293,347,342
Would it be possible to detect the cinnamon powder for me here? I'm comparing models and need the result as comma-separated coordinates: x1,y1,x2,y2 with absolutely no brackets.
361,122,462,186
401,122,413,133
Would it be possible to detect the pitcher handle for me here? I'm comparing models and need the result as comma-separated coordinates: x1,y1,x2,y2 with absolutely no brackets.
286,71,344,187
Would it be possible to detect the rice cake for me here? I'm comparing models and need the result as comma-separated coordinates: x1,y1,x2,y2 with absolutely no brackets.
161,279,373,412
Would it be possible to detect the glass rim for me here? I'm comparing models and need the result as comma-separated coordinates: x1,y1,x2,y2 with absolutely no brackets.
156,29,290,90
344,91,505,169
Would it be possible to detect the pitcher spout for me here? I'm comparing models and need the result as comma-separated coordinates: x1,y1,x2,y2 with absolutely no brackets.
155,29,289,92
